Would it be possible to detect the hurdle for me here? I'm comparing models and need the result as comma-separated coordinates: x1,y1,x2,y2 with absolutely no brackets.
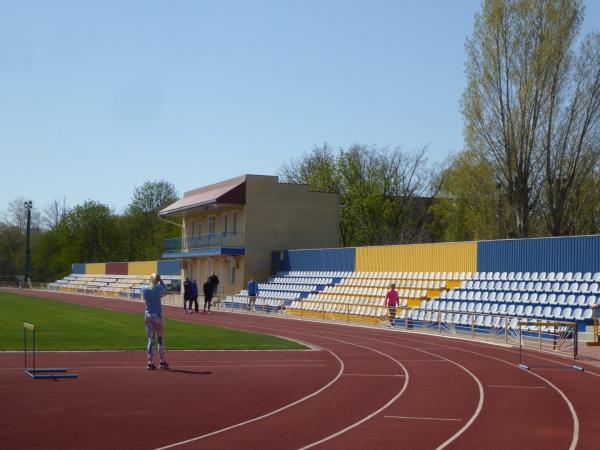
517,320,583,372
23,323,78,379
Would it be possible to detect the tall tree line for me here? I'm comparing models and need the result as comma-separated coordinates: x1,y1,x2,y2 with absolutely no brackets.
0,180,179,282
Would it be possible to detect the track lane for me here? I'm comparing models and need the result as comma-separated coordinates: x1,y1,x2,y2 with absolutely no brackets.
4,289,598,449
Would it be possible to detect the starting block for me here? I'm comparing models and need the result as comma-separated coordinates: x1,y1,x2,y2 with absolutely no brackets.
23,323,78,379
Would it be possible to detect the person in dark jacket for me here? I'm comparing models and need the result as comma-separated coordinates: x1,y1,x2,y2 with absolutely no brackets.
183,277,192,314
190,280,199,313
209,273,219,295
203,278,213,314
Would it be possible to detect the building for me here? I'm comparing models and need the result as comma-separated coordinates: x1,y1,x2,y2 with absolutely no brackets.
159,175,340,295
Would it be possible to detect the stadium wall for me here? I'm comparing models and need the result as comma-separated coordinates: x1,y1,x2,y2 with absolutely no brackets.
477,236,600,273
274,235,600,274
272,248,356,272
73,260,182,276
355,242,477,272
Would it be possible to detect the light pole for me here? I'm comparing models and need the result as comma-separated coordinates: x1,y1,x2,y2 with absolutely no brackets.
24,200,32,286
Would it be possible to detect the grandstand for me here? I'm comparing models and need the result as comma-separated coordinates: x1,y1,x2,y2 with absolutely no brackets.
49,273,180,299
48,235,600,343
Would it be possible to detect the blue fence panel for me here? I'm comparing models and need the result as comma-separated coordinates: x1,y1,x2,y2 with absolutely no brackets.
157,260,181,275
478,235,600,273
71,263,85,274
272,248,356,273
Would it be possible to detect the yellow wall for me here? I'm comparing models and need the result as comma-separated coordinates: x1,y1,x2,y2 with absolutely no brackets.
128,261,158,276
85,263,106,275
355,242,477,272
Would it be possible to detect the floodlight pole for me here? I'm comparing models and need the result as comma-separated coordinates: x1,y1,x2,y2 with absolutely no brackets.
24,200,32,285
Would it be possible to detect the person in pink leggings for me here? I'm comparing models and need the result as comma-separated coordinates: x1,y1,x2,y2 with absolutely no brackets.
143,273,169,370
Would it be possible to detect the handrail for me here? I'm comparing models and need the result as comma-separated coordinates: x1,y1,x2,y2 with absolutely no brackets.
163,232,245,253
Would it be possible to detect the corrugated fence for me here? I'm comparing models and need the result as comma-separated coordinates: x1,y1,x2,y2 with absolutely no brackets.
72,260,181,276
274,235,600,274
355,242,477,272
272,248,356,272
477,236,600,273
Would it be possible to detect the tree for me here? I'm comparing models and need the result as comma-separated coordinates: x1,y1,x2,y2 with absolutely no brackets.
42,198,68,230
430,150,508,241
540,32,600,235
126,180,179,260
278,144,435,246
462,0,599,237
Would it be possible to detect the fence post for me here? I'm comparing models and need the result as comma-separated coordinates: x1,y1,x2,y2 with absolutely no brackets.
470,313,475,337
504,316,508,344
594,305,598,342
438,307,441,334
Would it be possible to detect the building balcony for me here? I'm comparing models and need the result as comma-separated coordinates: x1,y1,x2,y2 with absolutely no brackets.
162,232,245,259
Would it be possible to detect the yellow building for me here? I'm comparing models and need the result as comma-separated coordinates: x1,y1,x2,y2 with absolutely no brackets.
159,175,340,295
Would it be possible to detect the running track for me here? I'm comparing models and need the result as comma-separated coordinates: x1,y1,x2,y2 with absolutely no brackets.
1,289,599,449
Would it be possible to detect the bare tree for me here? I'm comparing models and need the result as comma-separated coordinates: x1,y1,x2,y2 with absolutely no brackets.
42,198,68,230
541,33,600,235
463,0,586,237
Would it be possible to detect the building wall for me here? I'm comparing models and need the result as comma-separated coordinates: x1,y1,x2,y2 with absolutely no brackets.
244,175,339,253
183,206,245,237
356,242,478,272
185,255,244,295
477,236,600,273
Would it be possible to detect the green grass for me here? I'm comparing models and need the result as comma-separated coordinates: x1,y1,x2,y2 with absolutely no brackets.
0,292,306,351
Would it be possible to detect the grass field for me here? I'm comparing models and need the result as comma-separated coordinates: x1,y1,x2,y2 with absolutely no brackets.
0,292,306,351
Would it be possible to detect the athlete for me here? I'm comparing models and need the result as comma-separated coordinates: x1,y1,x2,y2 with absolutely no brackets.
384,283,399,326
143,273,169,370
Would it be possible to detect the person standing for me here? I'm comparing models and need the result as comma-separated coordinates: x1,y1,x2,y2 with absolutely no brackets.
203,278,213,314
384,283,399,327
142,273,169,370
209,272,220,303
191,279,199,313
183,277,192,314
247,276,259,312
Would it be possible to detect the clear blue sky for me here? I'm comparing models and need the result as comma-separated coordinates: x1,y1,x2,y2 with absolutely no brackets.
1,1,599,214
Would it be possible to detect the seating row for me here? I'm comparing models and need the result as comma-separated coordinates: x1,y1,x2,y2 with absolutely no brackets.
460,280,600,294
471,271,600,282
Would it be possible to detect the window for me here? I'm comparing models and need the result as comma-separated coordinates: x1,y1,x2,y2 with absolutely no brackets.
189,219,196,236
232,211,238,235
197,221,202,236
223,213,228,234
208,216,216,234
230,265,236,285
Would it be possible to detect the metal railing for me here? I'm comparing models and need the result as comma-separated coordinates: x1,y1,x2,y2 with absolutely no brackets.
163,232,245,253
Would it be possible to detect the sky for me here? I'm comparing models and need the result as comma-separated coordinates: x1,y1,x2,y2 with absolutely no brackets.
1,1,599,215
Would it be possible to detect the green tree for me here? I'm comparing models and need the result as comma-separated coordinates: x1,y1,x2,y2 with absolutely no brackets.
279,144,434,246
463,0,599,237
430,151,507,241
125,180,179,260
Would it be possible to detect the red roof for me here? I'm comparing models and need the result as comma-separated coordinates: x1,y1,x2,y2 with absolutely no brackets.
159,175,246,216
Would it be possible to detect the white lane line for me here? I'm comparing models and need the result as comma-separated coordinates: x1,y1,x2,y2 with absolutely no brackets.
399,359,447,362
385,416,462,421
1,363,329,371
390,331,581,450
454,347,580,450
343,373,405,377
310,329,484,450
299,337,410,450
488,385,547,389
154,347,345,450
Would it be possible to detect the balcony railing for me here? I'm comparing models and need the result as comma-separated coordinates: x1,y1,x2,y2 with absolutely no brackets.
163,232,245,254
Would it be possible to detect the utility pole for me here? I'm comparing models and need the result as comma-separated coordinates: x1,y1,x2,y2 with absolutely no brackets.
24,200,32,286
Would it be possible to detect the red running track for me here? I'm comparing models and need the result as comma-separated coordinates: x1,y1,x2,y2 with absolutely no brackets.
1,289,600,449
